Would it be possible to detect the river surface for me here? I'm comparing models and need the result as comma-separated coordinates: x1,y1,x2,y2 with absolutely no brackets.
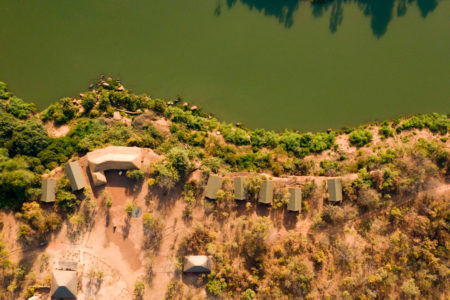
0,0,449,131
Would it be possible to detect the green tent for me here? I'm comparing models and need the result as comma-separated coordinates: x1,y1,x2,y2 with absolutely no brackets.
327,178,343,202
205,175,223,200
234,177,247,201
258,180,273,204
65,161,86,191
41,178,56,203
287,187,302,212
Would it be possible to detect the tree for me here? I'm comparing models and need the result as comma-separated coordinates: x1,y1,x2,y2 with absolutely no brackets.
7,96,36,119
6,120,49,157
167,147,192,178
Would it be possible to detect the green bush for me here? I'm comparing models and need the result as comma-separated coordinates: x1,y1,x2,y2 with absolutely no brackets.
41,98,78,125
8,96,36,119
126,169,145,181
349,129,373,147
6,120,49,157
398,113,449,135
207,278,227,296
0,81,11,99
378,124,394,139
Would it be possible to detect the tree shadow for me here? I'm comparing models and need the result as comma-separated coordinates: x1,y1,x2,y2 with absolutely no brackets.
217,0,440,38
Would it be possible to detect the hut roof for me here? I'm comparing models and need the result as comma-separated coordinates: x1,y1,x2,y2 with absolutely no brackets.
65,161,86,191
287,187,302,211
234,177,247,200
205,175,223,200
87,146,142,186
183,256,213,273
41,178,56,203
258,180,273,204
50,270,77,299
327,178,343,202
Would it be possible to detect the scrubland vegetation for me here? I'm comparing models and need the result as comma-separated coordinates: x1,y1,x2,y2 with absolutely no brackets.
0,78,448,299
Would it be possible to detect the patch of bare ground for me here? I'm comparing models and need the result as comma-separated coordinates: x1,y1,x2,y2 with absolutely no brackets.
44,121,70,138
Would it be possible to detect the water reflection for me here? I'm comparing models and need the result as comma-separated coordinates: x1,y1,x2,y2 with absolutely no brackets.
217,0,440,37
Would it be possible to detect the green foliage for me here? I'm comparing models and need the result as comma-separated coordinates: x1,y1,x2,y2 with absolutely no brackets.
242,289,256,300
207,278,227,296
378,123,394,139
166,147,192,178
55,176,79,213
125,202,134,216
280,131,336,156
142,212,164,250
6,120,49,157
0,81,11,99
220,123,250,145
134,280,145,298
126,169,145,181
153,163,179,190
349,129,373,147
41,97,78,125
401,278,420,296
397,113,449,135
0,155,41,209
241,217,271,269
16,201,61,242
7,96,36,119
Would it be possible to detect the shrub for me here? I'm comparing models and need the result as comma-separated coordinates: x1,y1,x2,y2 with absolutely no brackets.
349,129,373,147
134,280,145,298
398,113,449,135
142,213,164,250
8,96,36,119
125,202,133,216
207,278,227,296
6,120,50,157
401,278,420,297
126,169,145,181
378,124,394,139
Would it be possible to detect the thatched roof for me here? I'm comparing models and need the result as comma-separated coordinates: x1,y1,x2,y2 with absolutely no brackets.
87,146,142,186
183,256,213,273
258,180,273,204
41,178,56,203
205,175,223,200
234,177,247,200
65,161,86,191
287,187,302,212
50,270,77,299
327,178,343,202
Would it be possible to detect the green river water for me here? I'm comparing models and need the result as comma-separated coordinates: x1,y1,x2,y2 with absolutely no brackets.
0,0,449,131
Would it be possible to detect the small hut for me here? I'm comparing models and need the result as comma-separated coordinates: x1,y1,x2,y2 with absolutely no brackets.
183,256,213,273
205,175,223,200
234,177,247,201
41,178,56,203
50,270,77,300
327,178,342,202
65,161,86,191
258,180,273,204
287,187,302,212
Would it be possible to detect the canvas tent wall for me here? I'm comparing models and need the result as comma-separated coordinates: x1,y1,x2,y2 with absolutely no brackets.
205,175,223,200
183,256,213,273
234,177,247,200
50,270,77,300
287,187,302,212
87,146,142,186
327,178,343,202
258,180,273,204
41,178,56,203
65,161,86,191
